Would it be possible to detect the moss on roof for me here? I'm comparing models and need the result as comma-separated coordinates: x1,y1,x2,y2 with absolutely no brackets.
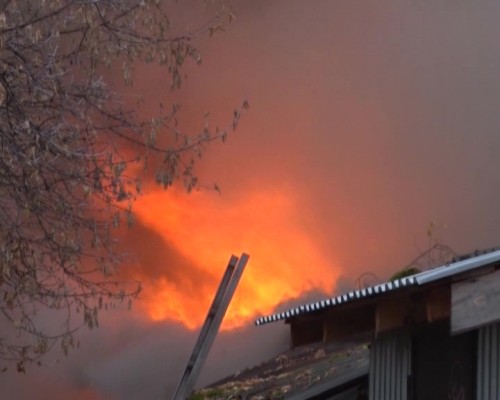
190,338,370,400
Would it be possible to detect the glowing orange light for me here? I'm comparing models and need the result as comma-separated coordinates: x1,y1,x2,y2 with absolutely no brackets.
131,187,339,330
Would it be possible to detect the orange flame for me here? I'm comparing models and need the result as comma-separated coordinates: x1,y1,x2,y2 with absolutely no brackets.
131,187,339,330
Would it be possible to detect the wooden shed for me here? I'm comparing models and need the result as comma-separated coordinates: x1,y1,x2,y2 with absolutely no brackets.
256,249,500,400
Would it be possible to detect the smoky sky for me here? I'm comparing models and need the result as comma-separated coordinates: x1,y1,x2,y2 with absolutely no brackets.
177,0,500,279
5,1,500,398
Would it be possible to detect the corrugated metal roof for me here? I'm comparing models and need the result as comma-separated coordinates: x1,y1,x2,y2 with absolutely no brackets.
255,249,500,326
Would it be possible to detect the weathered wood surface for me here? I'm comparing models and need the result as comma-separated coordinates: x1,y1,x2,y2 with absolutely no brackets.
376,298,410,333
190,340,370,400
425,286,450,323
323,306,374,342
291,317,323,348
173,253,249,400
452,268,500,334
375,295,428,334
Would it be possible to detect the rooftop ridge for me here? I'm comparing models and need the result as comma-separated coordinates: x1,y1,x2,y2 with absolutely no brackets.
255,248,500,327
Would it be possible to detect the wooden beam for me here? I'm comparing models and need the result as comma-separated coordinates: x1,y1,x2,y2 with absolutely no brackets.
323,307,374,342
290,317,323,348
425,286,450,323
451,268,500,334
172,253,249,400
375,295,426,334
376,298,408,333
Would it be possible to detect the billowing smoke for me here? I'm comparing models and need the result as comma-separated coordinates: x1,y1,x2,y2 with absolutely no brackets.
1,312,289,399
4,0,500,398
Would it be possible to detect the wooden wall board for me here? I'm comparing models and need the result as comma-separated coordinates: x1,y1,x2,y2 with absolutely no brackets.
323,306,374,342
375,294,428,334
290,316,323,348
451,268,500,334
426,286,450,323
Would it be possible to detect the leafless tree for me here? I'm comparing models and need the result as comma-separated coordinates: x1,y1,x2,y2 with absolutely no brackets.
0,0,247,371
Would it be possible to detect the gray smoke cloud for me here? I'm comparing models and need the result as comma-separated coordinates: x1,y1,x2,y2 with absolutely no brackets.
185,0,500,278
4,1,500,398
1,311,289,399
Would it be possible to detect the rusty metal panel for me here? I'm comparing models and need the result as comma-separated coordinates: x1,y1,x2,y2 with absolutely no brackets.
369,331,410,400
477,322,500,400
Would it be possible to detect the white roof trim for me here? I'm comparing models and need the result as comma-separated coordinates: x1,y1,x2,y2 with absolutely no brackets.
254,249,500,326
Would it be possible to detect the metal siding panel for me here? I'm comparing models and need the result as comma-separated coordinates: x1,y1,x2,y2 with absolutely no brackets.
397,336,404,400
387,336,393,399
383,337,389,400
402,338,409,400
378,337,383,398
477,328,483,400
497,324,500,400
483,329,486,400
485,325,491,400
374,335,384,400
491,325,496,399
369,333,409,400
384,336,391,400
373,339,379,400
493,323,500,399
375,338,382,399
483,326,488,399
402,336,409,400
373,344,382,399
397,335,405,400
398,337,403,398
492,324,497,400
372,340,378,399
477,322,500,400
373,338,379,400
495,324,500,400
484,325,488,400
483,326,488,400
377,338,382,399
395,337,401,399
368,345,373,399
391,338,397,400
381,337,387,400
368,343,374,400
379,337,386,400
486,325,490,400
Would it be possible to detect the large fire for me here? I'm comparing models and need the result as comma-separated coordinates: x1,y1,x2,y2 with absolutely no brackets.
131,187,339,330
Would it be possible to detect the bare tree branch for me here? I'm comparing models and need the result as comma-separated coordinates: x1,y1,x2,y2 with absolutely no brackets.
0,0,246,369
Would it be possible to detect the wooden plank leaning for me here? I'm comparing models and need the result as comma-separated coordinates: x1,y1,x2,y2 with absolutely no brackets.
172,253,250,400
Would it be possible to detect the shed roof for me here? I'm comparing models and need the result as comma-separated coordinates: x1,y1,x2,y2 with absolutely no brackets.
190,338,369,400
255,249,500,327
